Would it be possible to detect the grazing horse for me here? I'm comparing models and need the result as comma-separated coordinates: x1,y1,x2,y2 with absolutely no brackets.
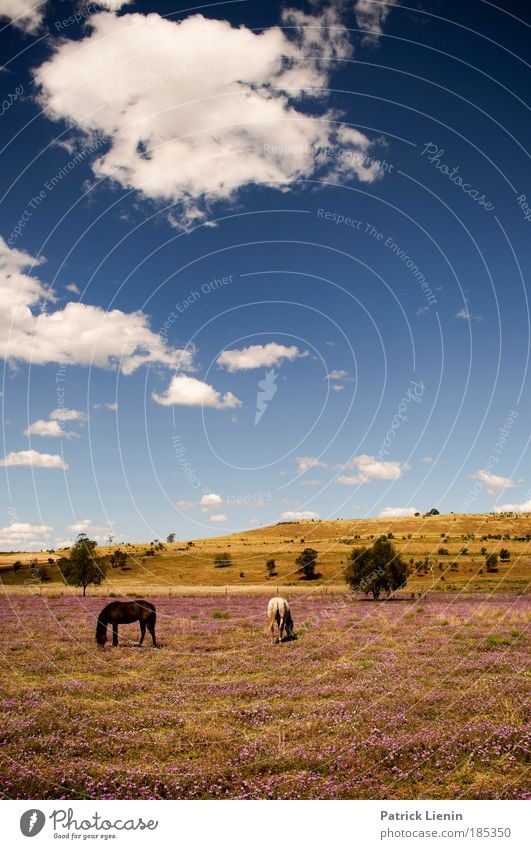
267,596,294,643
96,600,158,648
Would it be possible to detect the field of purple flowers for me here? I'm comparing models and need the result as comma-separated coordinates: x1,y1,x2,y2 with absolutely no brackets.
0,593,528,800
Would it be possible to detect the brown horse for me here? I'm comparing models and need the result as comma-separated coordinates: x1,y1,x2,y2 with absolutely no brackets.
96,600,158,648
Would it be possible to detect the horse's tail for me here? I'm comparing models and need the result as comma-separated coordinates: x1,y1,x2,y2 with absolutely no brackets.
95,613,108,646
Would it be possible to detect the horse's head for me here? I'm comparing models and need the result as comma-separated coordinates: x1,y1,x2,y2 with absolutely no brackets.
95,617,108,647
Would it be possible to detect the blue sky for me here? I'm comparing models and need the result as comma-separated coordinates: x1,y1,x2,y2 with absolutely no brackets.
0,0,530,549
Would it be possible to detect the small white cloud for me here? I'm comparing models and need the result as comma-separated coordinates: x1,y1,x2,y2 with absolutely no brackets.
495,499,531,514
471,469,520,495
300,478,322,487
416,306,429,316
210,513,228,523
49,408,87,422
0,449,68,469
217,343,307,372
200,493,223,508
326,369,349,380
295,456,328,474
331,384,345,392
281,510,320,521
176,499,195,510
24,419,75,439
336,454,403,484
153,375,241,409
421,455,441,464
65,518,115,540
65,283,81,295
456,307,482,321
354,0,400,46
379,506,418,518
0,521,53,550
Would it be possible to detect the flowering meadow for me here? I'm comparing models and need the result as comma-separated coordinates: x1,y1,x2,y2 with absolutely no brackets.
0,592,528,799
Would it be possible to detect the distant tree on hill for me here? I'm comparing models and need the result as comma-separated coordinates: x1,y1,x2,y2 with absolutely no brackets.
58,534,106,596
166,533,176,544
110,549,128,569
499,548,511,562
424,508,440,516
214,552,232,568
295,548,320,580
345,537,409,599
485,552,499,573
266,558,277,578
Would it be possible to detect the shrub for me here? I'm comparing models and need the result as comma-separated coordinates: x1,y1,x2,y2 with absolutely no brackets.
485,552,499,573
295,548,319,580
266,558,277,577
499,548,511,562
214,552,232,568
437,547,449,555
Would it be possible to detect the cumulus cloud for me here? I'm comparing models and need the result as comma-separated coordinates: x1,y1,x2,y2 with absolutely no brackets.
34,8,383,226
200,493,223,508
65,283,81,295
0,449,68,469
49,408,87,422
354,0,400,45
0,0,44,33
471,469,520,495
295,456,328,474
336,454,403,484
217,343,306,372
0,238,193,375
495,499,531,514
0,522,52,550
65,518,115,539
24,419,75,439
456,307,482,321
153,375,241,409
379,506,418,518
281,510,320,521
210,513,228,523
175,499,195,510
326,369,349,380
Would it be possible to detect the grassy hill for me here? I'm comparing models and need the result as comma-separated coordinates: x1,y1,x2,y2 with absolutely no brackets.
1,512,530,595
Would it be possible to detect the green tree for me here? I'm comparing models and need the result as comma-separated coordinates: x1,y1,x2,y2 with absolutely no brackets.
59,534,106,596
166,533,176,544
499,548,511,562
295,547,319,580
266,558,277,577
344,536,409,599
214,552,232,568
485,552,499,573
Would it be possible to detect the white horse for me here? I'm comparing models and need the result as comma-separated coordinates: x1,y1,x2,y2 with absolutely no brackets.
267,597,294,643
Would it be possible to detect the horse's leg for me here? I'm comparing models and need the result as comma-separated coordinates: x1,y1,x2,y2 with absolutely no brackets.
112,623,118,647
279,614,285,642
138,621,146,646
147,622,157,647
269,614,276,644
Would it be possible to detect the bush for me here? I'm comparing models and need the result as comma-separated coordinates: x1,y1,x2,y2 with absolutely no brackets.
266,558,277,577
499,548,511,562
214,552,232,568
344,537,409,599
437,547,449,555
295,548,320,580
485,552,499,573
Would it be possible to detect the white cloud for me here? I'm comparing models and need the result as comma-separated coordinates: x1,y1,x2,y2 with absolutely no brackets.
0,0,44,33
495,499,531,514
200,493,223,508
49,408,87,422
0,449,68,469
210,513,228,523
34,8,383,226
281,510,320,521
65,283,81,295
65,518,115,540
300,478,322,487
326,369,349,380
217,343,306,372
295,456,328,474
379,506,418,518
354,0,399,45
331,384,345,392
175,499,195,510
24,419,75,438
95,1,129,10
456,307,482,321
0,522,52,550
336,454,403,484
471,469,520,496
152,375,241,409
0,238,193,375
421,455,441,465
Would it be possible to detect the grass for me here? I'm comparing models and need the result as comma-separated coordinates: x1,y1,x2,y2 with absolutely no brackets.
1,512,530,594
0,592,528,799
